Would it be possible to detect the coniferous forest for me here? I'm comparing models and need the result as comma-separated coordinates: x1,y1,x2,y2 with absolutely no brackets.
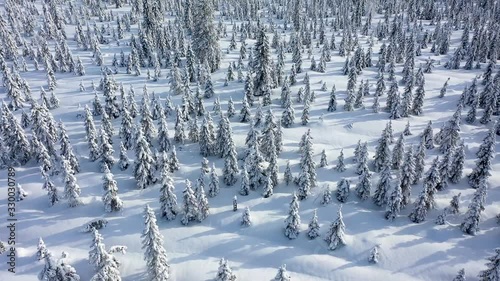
0,0,500,280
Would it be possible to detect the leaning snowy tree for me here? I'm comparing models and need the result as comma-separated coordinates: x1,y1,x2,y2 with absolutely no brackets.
142,205,170,281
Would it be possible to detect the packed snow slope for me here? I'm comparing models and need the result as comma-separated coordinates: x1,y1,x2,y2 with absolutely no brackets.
0,0,499,280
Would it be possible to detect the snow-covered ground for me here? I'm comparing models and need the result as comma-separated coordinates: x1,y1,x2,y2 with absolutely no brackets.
0,1,499,280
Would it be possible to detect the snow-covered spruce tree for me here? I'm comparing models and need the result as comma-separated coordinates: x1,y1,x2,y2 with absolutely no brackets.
413,138,426,185
33,137,52,174
337,178,351,203
102,73,120,118
6,112,32,165
327,85,337,112
284,160,293,186
58,122,80,173
319,149,328,168
478,248,500,280
119,108,134,150
159,167,178,221
88,228,117,275
208,163,220,197
422,157,441,210
281,91,295,128
168,146,180,173
262,173,274,198
227,97,235,118
400,145,415,208
274,264,291,281
36,237,47,260
403,121,413,136
343,89,355,111
173,107,186,145
158,111,172,153
461,179,487,235
196,183,210,222
307,209,320,240
240,95,251,123
452,269,466,281
301,96,311,126
392,134,405,170
297,170,311,200
373,125,392,172
435,105,462,154
246,142,264,190
140,93,158,144
335,149,346,172
142,205,170,281
239,167,250,196
438,78,450,98
102,166,123,212
199,113,216,157
223,130,239,186
253,28,273,103
192,0,220,72
189,116,200,143
100,111,115,142
49,91,60,109
368,245,380,264
320,185,332,205
386,177,403,221
215,258,237,281
38,248,80,281
42,172,59,207
212,97,221,115
16,184,27,201
373,159,392,207
421,121,435,149
324,205,346,251
355,165,372,201
436,192,462,225
99,129,115,172
449,141,465,184
408,188,429,223
118,142,130,171
299,130,317,188
468,125,496,189
134,129,155,189
466,94,478,124
280,77,291,107
181,179,199,226
244,71,254,106
267,140,279,188
241,207,251,227
62,158,82,207
284,193,301,239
